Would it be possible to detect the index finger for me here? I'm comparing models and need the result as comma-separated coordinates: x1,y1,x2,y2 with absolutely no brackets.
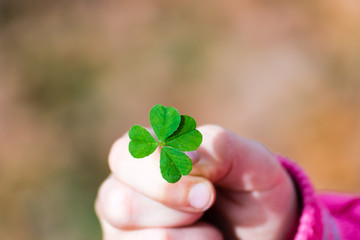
108,132,216,212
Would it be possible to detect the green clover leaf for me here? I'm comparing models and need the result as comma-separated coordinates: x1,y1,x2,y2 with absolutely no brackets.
165,115,202,151
128,104,202,183
160,147,193,183
149,104,181,142
128,125,158,158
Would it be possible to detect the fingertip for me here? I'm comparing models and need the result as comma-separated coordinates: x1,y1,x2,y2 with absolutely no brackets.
187,180,215,211
185,150,200,164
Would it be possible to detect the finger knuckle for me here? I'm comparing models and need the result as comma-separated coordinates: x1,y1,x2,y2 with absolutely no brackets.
199,124,227,135
108,135,130,174
99,179,136,229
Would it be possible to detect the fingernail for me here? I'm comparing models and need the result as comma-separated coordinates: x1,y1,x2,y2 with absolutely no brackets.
188,183,213,210
185,151,199,163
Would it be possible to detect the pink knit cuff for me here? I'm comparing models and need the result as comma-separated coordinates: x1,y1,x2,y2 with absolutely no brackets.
277,156,341,240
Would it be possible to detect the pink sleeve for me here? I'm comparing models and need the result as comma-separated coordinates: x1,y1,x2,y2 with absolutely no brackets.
277,156,360,240
318,193,360,239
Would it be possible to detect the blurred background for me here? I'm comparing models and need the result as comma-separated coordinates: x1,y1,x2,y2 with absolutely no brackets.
0,0,359,239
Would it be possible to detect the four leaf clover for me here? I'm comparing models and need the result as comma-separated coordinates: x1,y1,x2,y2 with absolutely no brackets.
128,104,202,183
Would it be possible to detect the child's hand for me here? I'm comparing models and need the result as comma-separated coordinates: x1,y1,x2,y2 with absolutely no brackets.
95,125,299,240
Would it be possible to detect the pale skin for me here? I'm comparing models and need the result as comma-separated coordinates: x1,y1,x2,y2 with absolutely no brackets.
95,125,299,240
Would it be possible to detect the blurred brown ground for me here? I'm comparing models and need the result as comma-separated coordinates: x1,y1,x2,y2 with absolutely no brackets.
0,0,359,239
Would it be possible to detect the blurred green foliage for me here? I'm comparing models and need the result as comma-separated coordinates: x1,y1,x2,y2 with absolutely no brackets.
21,55,97,111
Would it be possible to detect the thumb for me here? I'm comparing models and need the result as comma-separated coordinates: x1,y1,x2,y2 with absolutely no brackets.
191,125,286,191
190,125,299,240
